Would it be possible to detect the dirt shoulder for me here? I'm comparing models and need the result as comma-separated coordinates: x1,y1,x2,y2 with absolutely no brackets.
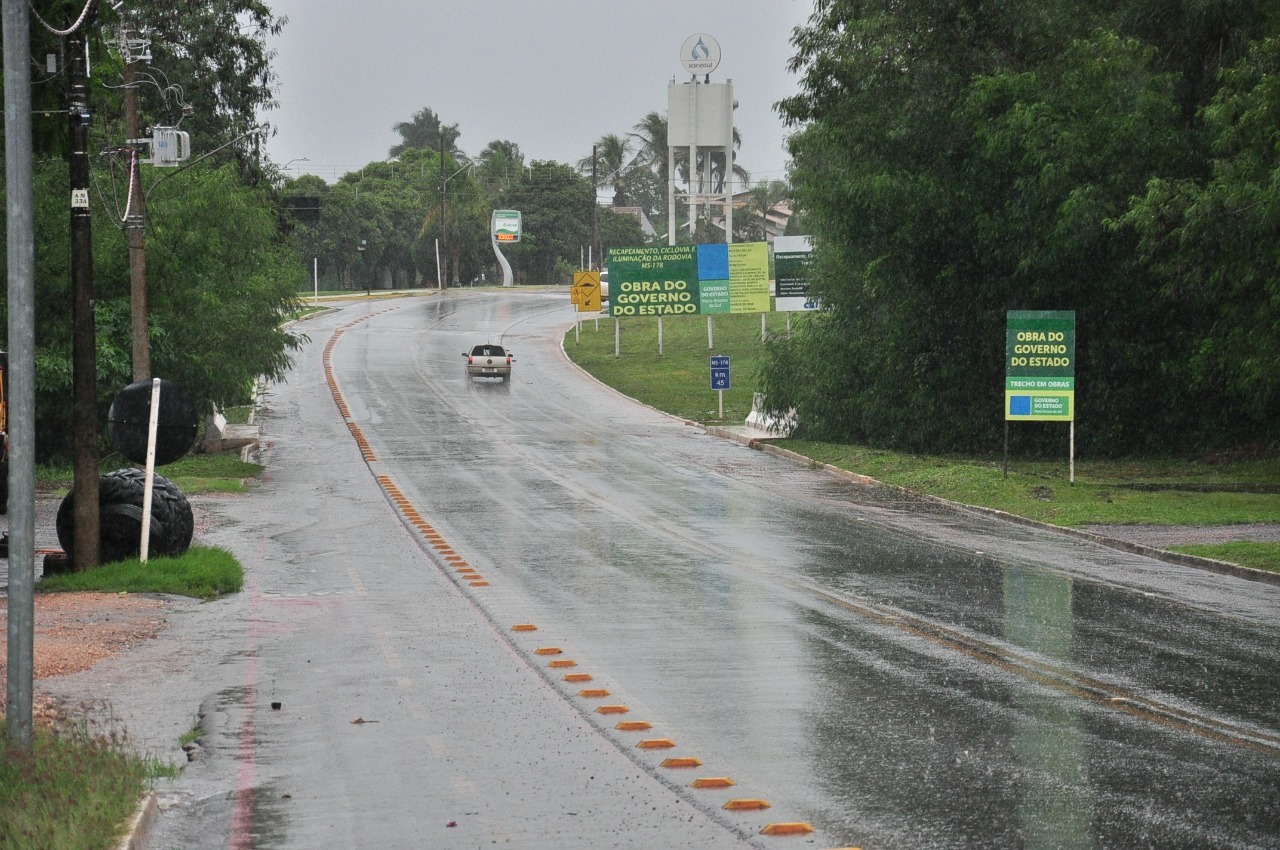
0,591,171,723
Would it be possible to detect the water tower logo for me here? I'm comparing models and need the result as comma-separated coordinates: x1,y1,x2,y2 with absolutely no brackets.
680,33,721,76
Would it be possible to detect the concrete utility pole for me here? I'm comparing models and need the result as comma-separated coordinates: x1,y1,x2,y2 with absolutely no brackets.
4,0,37,750
438,136,446,288
69,24,101,571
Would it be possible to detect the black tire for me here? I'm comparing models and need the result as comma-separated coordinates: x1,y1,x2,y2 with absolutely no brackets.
56,468,194,564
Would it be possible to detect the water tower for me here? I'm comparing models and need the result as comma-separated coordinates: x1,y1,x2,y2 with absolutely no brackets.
667,34,734,245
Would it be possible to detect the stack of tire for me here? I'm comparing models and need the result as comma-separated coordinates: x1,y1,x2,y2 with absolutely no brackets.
56,469,194,563
56,379,199,565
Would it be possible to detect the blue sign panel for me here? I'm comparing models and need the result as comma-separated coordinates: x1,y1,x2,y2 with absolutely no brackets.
710,355,731,390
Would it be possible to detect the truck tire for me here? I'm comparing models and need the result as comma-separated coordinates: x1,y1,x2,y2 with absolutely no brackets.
56,468,194,564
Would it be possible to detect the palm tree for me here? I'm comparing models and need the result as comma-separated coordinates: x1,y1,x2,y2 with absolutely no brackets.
628,111,677,223
733,179,790,242
629,111,672,180
578,133,634,207
476,139,524,188
389,107,464,159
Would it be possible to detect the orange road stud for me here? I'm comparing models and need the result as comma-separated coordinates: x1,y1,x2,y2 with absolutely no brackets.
724,799,771,811
548,659,577,668
660,757,703,769
691,777,735,789
468,580,489,587
535,647,562,656
511,624,538,632
562,673,592,683
615,720,652,732
577,689,610,698
595,704,628,714
637,738,676,749
761,823,815,836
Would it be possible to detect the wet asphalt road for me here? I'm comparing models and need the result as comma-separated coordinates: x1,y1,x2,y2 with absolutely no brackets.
41,290,1280,849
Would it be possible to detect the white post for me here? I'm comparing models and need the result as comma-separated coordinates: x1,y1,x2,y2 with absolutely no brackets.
724,79,734,244
689,81,698,235
718,388,723,419
658,317,663,356
434,238,442,290
667,144,677,247
614,317,620,358
313,257,318,305
707,315,714,349
761,312,766,340
139,378,161,562
1070,421,1076,485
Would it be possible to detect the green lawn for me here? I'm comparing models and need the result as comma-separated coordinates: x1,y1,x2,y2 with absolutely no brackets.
563,312,1280,572
0,722,149,850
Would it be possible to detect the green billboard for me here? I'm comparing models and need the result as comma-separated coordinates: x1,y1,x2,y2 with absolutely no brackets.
1005,311,1075,421
607,243,769,318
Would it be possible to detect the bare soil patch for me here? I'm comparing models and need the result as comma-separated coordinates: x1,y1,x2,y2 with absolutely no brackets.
0,592,170,723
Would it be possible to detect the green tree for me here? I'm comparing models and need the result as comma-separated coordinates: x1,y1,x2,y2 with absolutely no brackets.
501,162,593,283
475,140,525,189
597,208,647,258
733,179,790,243
626,111,673,227
764,0,1280,456
390,107,463,160
129,1,285,181
579,133,634,207
1121,35,1280,421
2,161,303,461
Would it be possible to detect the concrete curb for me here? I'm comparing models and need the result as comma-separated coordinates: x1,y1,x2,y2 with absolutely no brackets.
703,425,1280,588
116,792,157,850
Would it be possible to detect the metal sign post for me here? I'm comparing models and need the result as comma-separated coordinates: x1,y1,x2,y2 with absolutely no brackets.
711,355,731,419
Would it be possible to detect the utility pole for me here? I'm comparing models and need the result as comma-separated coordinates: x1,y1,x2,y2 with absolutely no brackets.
591,145,599,270
124,45,149,380
69,23,100,571
4,0,37,750
438,136,447,288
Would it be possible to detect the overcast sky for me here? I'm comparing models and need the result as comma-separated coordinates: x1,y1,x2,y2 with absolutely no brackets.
262,0,815,185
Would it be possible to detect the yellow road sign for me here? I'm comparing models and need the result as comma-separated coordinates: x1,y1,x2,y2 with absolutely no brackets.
572,270,601,312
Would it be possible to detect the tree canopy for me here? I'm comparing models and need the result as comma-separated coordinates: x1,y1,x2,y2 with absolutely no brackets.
761,0,1280,457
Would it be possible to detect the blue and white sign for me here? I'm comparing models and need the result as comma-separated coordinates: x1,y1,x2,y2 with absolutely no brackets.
681,33,721,76
710,355,731,390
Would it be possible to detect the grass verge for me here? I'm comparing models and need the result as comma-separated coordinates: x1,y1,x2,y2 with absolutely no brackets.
0,721,148,850
563,312,1280,573
37,545,244,599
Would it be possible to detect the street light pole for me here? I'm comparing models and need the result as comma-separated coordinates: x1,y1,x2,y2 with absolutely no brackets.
436,139,472,288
